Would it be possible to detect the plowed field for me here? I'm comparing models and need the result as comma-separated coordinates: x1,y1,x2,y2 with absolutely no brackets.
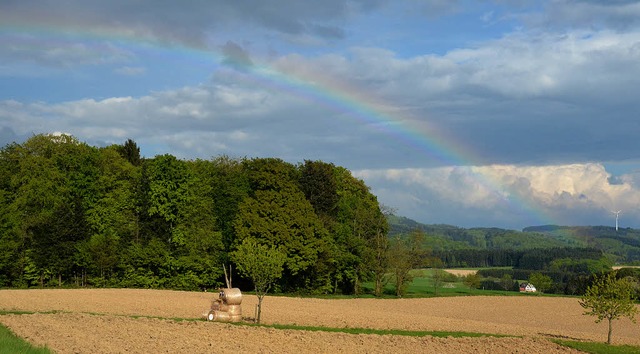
1,289,638,353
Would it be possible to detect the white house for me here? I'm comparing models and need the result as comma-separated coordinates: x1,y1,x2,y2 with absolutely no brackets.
519,283,537,292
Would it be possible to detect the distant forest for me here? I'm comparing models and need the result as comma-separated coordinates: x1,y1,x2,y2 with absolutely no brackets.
0,134,388,293
388,216,640,264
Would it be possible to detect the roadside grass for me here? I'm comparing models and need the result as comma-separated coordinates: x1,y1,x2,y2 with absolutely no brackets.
552,340,640,354
0,324,52,354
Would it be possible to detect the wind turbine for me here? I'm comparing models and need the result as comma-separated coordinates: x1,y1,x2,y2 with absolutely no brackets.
612,210,622,231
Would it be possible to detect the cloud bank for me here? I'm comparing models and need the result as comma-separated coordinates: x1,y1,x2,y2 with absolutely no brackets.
2,0,640,228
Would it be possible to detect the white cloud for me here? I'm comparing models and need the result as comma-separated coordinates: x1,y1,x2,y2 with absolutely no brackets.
355,163,640,229
2,0,640,230
3,24,640,169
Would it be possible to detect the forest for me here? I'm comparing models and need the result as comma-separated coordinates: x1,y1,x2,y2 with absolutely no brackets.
389,215,640,264
2,134,638,297
0,134,388,294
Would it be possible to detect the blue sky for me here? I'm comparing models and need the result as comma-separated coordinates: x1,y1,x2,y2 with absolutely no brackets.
2,0,640,230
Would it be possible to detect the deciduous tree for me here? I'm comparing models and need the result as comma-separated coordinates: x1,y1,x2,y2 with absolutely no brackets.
463,273,481,290
231,238,286,324
387,229,425,297
579,272,638,344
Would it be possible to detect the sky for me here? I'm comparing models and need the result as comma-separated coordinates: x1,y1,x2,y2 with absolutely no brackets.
2,0,640,230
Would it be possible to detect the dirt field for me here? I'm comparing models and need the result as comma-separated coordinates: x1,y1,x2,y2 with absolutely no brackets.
0,289,638,353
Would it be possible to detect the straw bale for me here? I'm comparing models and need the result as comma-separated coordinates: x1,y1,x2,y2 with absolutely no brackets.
205,310,215,321
220,304,242,316
229,314,242,323
220,288,242,305
210,299,221,311
212,310,231,322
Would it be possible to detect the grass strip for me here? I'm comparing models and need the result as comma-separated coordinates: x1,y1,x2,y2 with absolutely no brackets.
1,309,514,339
552,339,640,354
235,322,512,338
0,310,36,316
0,310,61,316
0,324,52,354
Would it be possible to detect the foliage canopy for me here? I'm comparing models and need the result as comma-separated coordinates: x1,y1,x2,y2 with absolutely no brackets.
0,134,387,295
579,272,638,344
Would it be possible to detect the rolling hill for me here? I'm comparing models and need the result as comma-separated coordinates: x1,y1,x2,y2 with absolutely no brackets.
387,215,640,263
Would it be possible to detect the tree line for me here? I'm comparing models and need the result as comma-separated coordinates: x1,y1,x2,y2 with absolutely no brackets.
434,247,606,269
0,134,389,294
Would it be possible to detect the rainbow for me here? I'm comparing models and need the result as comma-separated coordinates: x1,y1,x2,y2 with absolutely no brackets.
1,23,552,227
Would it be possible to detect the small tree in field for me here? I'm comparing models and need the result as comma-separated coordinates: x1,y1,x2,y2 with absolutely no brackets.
231,238,286,324
500,274,514,291
579,272,638,344
463,273,481,290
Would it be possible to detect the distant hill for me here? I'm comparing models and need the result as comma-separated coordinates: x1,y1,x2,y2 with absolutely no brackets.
387,216,640,263
523,225,640,262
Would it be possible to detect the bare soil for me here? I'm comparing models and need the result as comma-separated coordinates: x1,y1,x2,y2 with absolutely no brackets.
1,289,638,353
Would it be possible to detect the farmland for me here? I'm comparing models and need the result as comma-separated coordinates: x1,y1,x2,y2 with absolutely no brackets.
1,289,638,353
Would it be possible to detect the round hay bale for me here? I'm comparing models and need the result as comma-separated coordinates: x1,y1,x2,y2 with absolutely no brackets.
210,300,221,311
221,288,242,305
220,304,242,316
229,314,242,323
206,310,215,321
212,310,231,322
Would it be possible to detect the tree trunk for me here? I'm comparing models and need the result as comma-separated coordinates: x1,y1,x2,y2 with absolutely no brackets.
607,318,613,344
256,295,264,324
374,276,383,297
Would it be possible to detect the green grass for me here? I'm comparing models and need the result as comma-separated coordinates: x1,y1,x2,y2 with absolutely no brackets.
553,340,640,354
234,322,512,338
361,269,527,297
0,324,52,354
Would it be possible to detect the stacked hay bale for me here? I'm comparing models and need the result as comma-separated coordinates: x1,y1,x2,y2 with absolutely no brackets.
204,288,242,322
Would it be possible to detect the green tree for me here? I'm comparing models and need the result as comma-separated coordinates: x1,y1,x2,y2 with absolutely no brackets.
299,160,339,219
332,166,389,295
231,238,286,324
172,159,225,290
82,146,139,284
10,134,96,286
529,272,553,293
387,229,425,297
500,274,514,291
208,156,250,256
115,138,141,166
145,154,194,253
579,272,638,344
463,273,481,290
430,258,445,296
0,143,23,286
235,158,331,292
